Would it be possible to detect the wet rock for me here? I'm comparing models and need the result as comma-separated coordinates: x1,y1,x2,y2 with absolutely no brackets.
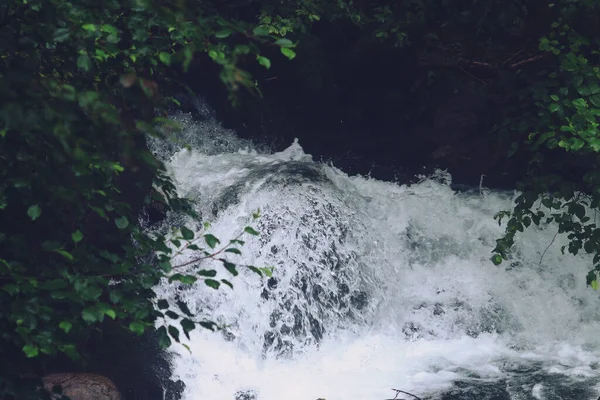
42,373,122,400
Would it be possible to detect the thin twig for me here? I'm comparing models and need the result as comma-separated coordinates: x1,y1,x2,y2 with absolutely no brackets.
171,230,245,269
510,54,545,69
540,230,559,265
502,49,524,66
391,388,423,400
459,67,487,85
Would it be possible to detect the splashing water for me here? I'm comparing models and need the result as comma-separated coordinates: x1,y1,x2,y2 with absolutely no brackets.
152,111,600,400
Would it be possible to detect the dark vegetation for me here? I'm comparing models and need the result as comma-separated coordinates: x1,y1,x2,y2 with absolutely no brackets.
1,0,600,398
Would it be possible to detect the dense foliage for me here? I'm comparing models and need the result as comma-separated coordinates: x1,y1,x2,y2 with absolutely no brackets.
0,0,286,397
3,0,600,398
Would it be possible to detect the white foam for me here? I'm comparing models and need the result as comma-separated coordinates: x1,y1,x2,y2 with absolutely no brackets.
152,126,600,399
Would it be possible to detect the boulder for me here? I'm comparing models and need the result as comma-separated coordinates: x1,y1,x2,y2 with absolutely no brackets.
42,373,122,400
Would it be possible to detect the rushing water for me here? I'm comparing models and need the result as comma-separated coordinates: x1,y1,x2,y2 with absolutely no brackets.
151,110,600,400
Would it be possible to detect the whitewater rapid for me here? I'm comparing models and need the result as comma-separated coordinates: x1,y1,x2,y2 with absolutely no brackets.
151,112,600,400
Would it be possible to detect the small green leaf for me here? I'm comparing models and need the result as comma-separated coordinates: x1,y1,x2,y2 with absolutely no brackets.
168,273,197,284
159,52,171,65
180,226,194,240
259,267,274,277
222,261,238,276
82,308,99,323
115,216,129,229
550,94,559,101
592,280,599,291
247,266,263,276
181,318,195,339
157,326,172,349
573,98,588,109
165,310,179,319
215,29,233,38
77,53,92,71
54,250,74,261
168,325,180,342
54,28,70,42
158,260,172,273
197,269,217,277
204,279,220,289
105,309,116,319
252,26,270,36
59,321,72,333
221,279,234,289
157,299,169,309
257,55,271,69
244,226,259,236
177,300,193,317
71,230,84,243
280,47,296,60
275,38,293,47
491,254,503,265
82,24,97,32
225,248,242,255
23,344,39,358
129,321,145,335
27,205,41,221
204,234,220,249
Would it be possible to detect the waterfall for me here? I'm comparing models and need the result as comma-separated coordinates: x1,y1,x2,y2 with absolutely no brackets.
151,110,600,400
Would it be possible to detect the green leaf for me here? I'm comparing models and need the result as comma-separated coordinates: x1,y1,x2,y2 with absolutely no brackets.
59,321,72,333
259,267,274,277
221,279,234,289
244,226,259,236
157,299,169,309
180,226,194,240
592,280,599,291
157,326,172,349
168,325,180,342
27,205,41,221
158,260,172,273
222,261,238,276
197,269,217,277
204,279,220,289
225,248,242,255
82,308,100,323
165,310,179,319
104,309,116,319
199,321,217,331
115,216,129,229
54,249,74,261
22,344,39,358
77,53,92,72
159,52,171,65
280,47,297,60
168,273,197,284
215,29,233,38
71,230,84,243
550,94,559,101
549,103,560,113
129,321,145,335
177,300,194,317
590,95,600,107
275,38,294,47
491,254,503,265
82,24,97,32
54,28,70,42
573,98,588,109
204,234,220,249
181,318,195,339
247,266,263,276
257,56,271,69
253,26,270,36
